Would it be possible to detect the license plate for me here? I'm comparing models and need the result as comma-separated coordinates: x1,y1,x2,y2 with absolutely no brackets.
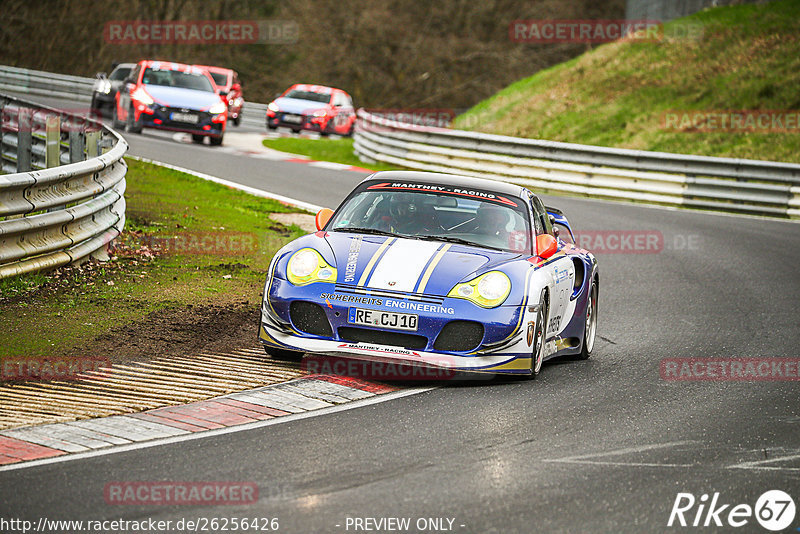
348,307,418,331
171,112,199,123
282,114,303,124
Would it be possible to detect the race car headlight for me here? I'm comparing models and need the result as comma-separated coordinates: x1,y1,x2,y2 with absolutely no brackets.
209,101,227,114
287,248,337,286
448,271,511,308
96,80,112,94
131,87,154,105
267,102,280,112
312,109,327,117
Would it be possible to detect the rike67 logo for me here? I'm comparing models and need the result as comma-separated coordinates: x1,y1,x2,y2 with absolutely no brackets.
668,490,796,531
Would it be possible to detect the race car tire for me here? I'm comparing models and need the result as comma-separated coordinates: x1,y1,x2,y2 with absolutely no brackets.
528,293,548,379
267,124,277,130
191,134,204,144
345,124,355,137
291,128,301,134
126,106,143,134
112,105,125,130
577,279,598,360
233,115,241,126
209,135,223,146
264,346,304,362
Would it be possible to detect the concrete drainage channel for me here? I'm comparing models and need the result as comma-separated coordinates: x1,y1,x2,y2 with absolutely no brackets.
0,349,400,467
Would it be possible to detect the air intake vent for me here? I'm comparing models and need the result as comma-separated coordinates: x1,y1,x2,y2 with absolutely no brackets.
290,301,333,337
338,327,427,350
433,320,484,352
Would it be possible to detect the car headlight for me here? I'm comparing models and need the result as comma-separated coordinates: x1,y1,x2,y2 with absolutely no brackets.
209,101,227,114
267,102,280,112
287,248,337,286
95,80,112,94
312,109,327,117
131,87,154,105
448,271,511,308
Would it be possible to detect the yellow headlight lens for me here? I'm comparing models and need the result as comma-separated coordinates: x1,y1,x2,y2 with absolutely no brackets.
448,271,511,308
287,248,337,286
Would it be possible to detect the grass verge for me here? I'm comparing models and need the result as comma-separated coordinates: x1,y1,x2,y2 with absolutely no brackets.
262,136,398,172
455,0,800,163
0,158,306,361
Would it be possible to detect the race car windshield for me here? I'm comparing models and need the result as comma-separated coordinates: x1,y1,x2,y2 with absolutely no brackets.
142,68,215,92
328,186,532,254
284,89,331,103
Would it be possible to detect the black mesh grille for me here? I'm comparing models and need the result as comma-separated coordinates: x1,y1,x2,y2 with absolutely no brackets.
433,320,484,352
338,327,427,350
290,301,332,337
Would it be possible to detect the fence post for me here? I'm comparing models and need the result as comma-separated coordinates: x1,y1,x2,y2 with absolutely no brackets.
85,130,100,158
16,108,32,173
0,99,4,173
45,115,60,168
69,129,85,163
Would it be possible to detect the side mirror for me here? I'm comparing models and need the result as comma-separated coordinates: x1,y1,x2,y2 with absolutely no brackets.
315,208,334,230
95,72,107,79
218,90,229,97
535,234,558,259
231,83,241,92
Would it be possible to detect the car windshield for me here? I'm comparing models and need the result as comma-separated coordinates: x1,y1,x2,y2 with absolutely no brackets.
109,67,131,81
209,71,229,87
284,89,331,103
142,68,215,92
328,183,531,253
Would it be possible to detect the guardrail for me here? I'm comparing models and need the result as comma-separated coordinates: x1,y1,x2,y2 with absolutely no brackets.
354,110,800,218
0,93,127,279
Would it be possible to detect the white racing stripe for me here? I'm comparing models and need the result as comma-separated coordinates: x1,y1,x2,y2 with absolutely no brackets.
367,240,442,292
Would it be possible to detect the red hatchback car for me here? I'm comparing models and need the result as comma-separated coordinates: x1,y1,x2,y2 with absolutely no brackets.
197,65,245,126
113,60,228,145
266,84,356,136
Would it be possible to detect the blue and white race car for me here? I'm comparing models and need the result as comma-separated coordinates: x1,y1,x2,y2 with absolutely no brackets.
259,171,598,378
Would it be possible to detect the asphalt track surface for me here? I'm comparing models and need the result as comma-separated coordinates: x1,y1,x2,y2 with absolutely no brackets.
2,94,799,533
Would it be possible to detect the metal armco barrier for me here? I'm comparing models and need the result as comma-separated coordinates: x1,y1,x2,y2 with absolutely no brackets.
0,93,127,279
354,110,800,218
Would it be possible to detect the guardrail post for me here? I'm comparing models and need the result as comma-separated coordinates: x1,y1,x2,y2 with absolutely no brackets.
45,115,60,168
85,130,100,158
69,129,84,163
0,99,4,172
16,108,32,173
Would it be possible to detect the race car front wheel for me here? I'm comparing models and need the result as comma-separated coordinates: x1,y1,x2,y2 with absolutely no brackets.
577,280,598,360
529,295,548,378
264,346,304,363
